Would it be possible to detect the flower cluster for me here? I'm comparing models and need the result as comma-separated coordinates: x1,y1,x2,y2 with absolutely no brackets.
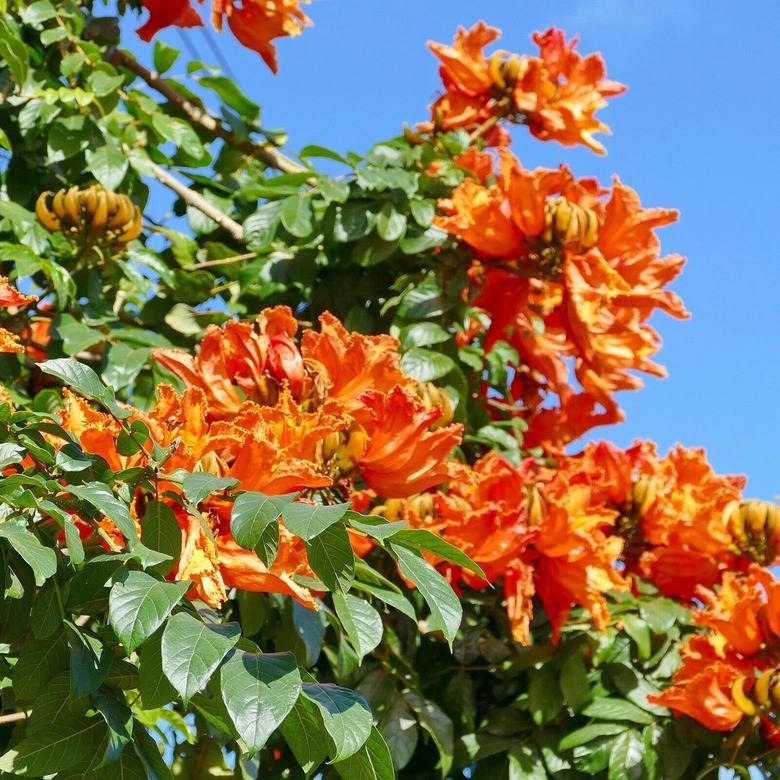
0,277,36,354
56,307,462,608
419,23,626,152
650,567,780,734
436,148,688,449
369,440,765,646
137,0,312,71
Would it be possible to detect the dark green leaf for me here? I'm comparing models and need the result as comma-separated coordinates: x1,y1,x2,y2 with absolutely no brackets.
281,194,314,237
161,613,240,701
280,694,329,778
90,687,133,767
140,500,181,576
0,523,57,586
582,697,655,725
388,542,461,645
182,472,239,505
400,347,456,382
221,650,302,753
303,683,373,762
333,593,383,664
108,571,190,653
282,501,350,541
231,491,297,559
68,628,112,699
608,730,644,780
12,631,69,700
70,483,137,545
305,523,355,593
139,628,177,709
331,726,394,780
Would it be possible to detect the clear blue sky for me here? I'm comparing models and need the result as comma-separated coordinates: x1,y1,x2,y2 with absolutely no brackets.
125,1,780,501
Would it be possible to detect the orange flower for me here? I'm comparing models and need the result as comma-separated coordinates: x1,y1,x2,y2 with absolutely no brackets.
137,0,203,41
649,663,745,732
437,151,688,449
420,24,624,152
513,28,626,154
153,307,305,419
137,0,311,72
355,386,463,498
0,277,37,354
301,312,412,414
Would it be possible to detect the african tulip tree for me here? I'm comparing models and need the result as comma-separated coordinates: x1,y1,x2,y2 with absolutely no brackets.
0,2,777,779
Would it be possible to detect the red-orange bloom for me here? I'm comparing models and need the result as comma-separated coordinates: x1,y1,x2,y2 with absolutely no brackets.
0,277,37,354
421,24,624,152
137,0,312,72
436,151,688,449
650,663,745,732
153,307,305,420
301,312,413,414
513,28,626,154
355,386,463,498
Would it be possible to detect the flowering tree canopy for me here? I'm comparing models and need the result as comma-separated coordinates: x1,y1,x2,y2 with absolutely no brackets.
0,3,777,779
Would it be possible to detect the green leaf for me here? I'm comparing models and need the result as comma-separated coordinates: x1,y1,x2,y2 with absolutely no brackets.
26,672,89,737
85,142,129,190
303,683,373,762
282,501,350,541
90,687,133,768
559,722,631,751
108,571,190,653
31,579,63,639
399,322,451,349
39,359,130,418
608,730,644,780
133,720,174,780
333,593,383,664
388,542,461,645
198,75,259,120
231,491,297,562
151,113,203,158
527,663,563,726
305,523,355,593
352,580,417,622
140,500,181,577
376,203,407,242
182,472,239,505
299,144,349,165
400,347,456,382
139,628,177,709
331,726,395,780
281,194,314,237
280,694,329,778
69,483,137,545
161,613,240,701
243,201,283,250
582,697,655,725
0,523,57,586
68,628,112,699
560,651,591,713
0,15,29,86
319,177,350,204
12,631,69,700
390,529,486,581
0,717,106,776
153,40,180,75
508,742,548,780
346,513,407,542
0,442,25,469
377,694,417,770
623,613,652,660
221,650,302,754
404,692,453,777
21,0,59,25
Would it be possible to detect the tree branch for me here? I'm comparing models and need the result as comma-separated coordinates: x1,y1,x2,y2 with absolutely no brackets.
107,48,306,175
0,710,30,725
147,160,245,242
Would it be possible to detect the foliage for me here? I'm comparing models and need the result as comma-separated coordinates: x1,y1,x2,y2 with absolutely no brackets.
0,2,777,779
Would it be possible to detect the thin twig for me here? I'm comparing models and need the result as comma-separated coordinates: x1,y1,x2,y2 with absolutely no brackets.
191,251,257,269
0,710,30,725
147,161,244,242
107,49,306,175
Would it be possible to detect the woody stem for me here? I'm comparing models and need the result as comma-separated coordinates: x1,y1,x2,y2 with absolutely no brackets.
107,49,306,175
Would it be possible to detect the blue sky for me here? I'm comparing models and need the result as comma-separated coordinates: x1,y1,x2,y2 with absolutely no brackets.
126,1,780,500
